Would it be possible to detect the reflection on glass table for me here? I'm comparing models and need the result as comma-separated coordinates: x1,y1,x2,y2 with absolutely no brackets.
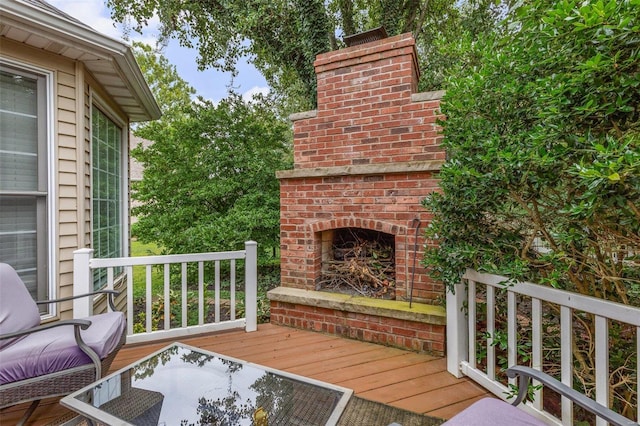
61,343,352,426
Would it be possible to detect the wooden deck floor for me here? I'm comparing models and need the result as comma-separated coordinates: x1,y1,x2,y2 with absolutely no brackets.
1,323,492,425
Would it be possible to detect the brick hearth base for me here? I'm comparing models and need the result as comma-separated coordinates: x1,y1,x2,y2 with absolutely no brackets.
267,287,446,356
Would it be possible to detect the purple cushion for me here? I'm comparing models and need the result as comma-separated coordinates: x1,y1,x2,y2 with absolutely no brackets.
442,398,546,426
0,311,125,385
0,263,41,350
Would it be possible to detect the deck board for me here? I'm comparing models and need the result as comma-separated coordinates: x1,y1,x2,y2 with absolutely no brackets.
340,360,450,393
394,380,490,414
1,323,492,425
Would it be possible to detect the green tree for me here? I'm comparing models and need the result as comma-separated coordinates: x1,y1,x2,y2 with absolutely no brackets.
425,2,639,417
108,0,504,112
416,1,508,90
424,0,640,304
131,40,195,151
132,93,291,256
132,41,195,120
130,43,291,256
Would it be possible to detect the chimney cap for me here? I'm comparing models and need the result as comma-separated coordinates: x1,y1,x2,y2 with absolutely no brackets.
343,26,388,47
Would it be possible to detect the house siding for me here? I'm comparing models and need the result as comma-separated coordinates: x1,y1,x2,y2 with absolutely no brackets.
0,37,130,320
61,66,80,317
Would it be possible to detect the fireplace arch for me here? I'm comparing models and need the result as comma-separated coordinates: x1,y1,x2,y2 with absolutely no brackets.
310,218,407,236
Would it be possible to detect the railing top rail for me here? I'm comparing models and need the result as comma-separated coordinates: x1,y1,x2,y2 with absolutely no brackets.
463,268,640,327
89,250,247,268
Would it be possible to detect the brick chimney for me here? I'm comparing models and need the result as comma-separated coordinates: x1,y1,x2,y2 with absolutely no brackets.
269,33,446,355
293,33,443,169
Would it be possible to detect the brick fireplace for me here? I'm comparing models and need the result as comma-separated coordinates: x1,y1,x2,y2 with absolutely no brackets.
268,32,447,355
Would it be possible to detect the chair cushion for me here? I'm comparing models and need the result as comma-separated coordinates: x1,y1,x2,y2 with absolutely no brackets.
441,398,547,426
0,311,125,385
0,263,41,350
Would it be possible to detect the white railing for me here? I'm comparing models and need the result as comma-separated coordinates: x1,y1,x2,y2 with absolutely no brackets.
73,241,258,344
447,268,640,426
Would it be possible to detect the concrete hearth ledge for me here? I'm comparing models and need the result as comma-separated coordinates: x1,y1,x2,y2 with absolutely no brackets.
275,160,444,180
267,287,446,325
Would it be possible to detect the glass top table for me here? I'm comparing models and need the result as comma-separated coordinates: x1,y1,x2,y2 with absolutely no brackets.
61,343,352,425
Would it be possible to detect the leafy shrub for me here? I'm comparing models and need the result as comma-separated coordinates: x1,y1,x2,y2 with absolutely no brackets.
425,0,639,420
425,0,639,303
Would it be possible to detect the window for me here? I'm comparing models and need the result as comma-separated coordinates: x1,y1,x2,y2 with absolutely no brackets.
92,106,124,289
0,64,50,309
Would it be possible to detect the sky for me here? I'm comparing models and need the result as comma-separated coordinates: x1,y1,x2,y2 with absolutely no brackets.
48,0,270,103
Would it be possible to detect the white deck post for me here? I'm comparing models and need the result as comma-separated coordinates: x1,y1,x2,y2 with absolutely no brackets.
244,241,258,332
446,278,468,378
73,248,94,318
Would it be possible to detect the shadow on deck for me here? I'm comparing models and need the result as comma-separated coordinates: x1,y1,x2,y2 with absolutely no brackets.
1,323,491,425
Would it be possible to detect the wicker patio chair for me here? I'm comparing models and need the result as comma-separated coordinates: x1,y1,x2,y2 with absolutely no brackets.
0,262,126,425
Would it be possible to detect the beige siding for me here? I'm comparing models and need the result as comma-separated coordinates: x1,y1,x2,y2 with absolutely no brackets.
57,70,75,87
57,65,79,317
57,109,76,124
59,222,77,237
58,121,76,137
58,146,75,161
81,75,92,252
0,37,131,320
57,96,76,112
59,159,76,173
58,185,76,199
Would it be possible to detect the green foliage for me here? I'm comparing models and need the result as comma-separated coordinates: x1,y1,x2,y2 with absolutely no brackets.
416,1,509,91
132,42,195,118
110,0,331,111
424,0,640,306
131,93,291,256
129,46,284,328
130,240,164,299
132,264,280,331
131,40,196,152
427,3,639,417
504,381,543,403
109,0,503,111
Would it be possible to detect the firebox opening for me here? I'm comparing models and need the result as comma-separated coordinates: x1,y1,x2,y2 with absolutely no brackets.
317,227,396,299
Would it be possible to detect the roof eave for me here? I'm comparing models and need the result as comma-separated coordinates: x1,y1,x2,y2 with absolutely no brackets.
1,0,161,122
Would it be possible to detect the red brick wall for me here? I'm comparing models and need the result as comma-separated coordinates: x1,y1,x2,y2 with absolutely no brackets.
277,32,445,304
279,172,442,301
293,33,444,169
270,301,445,356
